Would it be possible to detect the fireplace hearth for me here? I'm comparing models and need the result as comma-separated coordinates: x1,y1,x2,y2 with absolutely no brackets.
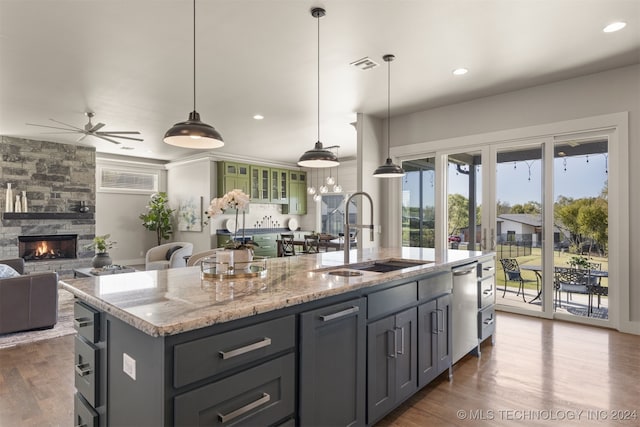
18,234,78,261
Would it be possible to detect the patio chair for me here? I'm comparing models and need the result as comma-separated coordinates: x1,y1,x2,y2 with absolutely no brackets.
554,267,591,309
499,258,527,302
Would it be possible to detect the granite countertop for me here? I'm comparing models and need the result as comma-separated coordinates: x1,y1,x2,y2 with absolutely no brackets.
59,247,492,337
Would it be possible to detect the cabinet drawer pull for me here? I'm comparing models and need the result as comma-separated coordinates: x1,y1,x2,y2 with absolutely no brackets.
218,392,271,423
75,424,88,427
483,317,495,326
396,327,405,355
74,317,92,328
387,330,396,358
319,305,359,322
482,289,494,297
483,266,495,272
219,337,272,360
436,309,444,333
75,363,92,377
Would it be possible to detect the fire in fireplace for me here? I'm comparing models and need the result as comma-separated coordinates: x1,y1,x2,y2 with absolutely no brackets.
18,234,78,261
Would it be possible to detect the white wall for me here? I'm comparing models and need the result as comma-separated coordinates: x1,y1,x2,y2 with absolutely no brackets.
356,113,383,249
387,64,639,331
167,158,217,253
95,155,168,265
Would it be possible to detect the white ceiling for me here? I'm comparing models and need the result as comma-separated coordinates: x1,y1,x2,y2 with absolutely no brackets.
1,0,638,165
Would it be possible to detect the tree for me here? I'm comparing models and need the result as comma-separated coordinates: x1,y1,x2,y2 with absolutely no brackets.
577,198,608,255
139,192,175,246
448,193,469,235
510,201,541,214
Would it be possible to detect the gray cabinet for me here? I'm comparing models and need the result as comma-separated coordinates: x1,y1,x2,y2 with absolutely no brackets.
477,257,496,352
174,353,295,426
418,294,452,387
299,298,366,427
73,301,106,427
367,307,417,424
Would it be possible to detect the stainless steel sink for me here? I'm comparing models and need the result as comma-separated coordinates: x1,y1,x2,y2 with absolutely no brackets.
328,270,364,277
321,259,432,276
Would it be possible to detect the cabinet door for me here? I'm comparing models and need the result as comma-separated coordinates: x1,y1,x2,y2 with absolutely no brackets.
299,298,366,427
418,295,452,388
287,171,307,214
367,307,417,424
436,294,453,374
250,166,270,202
270,169,289,204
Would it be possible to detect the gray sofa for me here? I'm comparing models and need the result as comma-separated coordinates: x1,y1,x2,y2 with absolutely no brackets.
0,258,58,334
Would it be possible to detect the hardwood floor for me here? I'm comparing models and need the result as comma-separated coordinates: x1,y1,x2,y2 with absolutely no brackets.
0,313,638,426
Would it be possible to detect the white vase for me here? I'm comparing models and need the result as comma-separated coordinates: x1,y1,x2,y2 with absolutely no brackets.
233,248,254,272
5,183,13,213
21,191,27,212
14,195,21,213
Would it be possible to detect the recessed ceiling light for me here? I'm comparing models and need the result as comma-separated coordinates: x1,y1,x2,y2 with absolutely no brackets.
120,146,134,150
453,68,468,76
603,22,626,33
253,114,264,120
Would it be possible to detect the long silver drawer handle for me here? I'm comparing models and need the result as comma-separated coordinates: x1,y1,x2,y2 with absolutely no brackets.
75,363,92,377
74,317,92,328
219,338,272,360
319,305,359,322
396,327,405,355
388,329,397,358
484,318,495,326
218,392,271,423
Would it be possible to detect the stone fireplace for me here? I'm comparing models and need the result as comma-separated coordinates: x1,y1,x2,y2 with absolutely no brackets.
18,234,78,261
1,136,96,276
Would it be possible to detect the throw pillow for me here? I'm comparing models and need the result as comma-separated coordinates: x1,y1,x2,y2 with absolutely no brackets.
0,264,21,278
165,246,183,261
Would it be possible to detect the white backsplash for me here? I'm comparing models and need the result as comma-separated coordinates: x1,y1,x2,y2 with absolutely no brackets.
212,203,306,232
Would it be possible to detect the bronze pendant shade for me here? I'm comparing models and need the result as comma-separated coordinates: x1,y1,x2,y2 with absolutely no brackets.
374,54,405,178
298,7,339,168
164,0,224,149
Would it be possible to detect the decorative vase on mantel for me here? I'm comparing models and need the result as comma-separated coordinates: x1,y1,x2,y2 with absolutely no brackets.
92,252,113,269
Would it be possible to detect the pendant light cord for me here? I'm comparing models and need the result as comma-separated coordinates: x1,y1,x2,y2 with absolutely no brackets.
387,57,391,158
317,12,320,143
193,0,197,112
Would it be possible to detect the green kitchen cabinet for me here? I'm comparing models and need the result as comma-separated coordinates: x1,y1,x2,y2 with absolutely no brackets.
217,162,250,195
286,170,307,215
270,168,289,204
250,166,270,202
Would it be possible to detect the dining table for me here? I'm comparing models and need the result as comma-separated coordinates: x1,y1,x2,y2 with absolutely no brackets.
519,265,608,306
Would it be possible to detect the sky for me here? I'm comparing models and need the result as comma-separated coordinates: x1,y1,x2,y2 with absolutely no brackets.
403,151,608,209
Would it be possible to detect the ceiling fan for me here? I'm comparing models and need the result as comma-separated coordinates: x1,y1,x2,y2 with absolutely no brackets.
26,112,143,145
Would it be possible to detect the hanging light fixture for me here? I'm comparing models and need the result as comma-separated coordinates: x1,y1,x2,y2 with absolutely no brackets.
332,147,342,193
298,7,339,168
164,0,224,149
373,54,405,178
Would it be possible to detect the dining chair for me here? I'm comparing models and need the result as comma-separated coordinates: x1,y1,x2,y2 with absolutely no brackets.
499,258,527,302
303,234,320,254
280,235,296,257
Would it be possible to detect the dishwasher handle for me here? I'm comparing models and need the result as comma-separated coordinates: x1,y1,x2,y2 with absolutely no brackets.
452,262,477,276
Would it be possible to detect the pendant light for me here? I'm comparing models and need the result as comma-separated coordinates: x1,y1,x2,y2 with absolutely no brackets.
373,54,405,178
298,7,339,168
164,0,224,149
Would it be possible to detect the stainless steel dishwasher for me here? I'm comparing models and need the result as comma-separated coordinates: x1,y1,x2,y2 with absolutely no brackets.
452,262,478,364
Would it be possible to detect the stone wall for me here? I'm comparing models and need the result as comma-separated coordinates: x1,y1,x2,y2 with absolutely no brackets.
0,136,96,275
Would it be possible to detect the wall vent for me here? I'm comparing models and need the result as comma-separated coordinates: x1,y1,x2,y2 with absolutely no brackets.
350,57,379,71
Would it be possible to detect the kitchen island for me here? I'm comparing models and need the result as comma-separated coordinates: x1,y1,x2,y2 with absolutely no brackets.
61,247,495,427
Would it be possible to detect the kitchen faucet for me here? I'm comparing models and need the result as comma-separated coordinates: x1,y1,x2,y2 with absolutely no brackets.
344,191,375,264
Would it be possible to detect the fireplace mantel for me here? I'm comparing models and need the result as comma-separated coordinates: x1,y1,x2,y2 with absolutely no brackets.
3,212,94,220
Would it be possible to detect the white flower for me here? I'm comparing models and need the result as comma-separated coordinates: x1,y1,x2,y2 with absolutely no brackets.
205,189,251,218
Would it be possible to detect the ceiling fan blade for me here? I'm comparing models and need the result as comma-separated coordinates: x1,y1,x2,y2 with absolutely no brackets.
89,123,106,133
95,135,122,145
95,133,143,142
77,134,88,143
48,118,84,130
96,130,141,135
25,123,79,132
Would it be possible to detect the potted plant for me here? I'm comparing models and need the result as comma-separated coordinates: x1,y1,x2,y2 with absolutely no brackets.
206,189,257,271
86,234,117,268
139,192,175,246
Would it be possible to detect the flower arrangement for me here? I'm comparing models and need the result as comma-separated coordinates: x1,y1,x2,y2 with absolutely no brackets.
206,189,257,250
85,234,116,253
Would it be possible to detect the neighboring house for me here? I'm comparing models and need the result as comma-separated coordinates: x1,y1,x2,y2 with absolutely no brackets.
496,214,569,247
